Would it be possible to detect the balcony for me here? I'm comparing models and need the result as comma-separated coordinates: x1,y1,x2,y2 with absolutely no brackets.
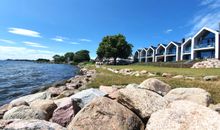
147,54,153,56
183,48,191,53
155,52,165,56
194,41,215,49
166,51,176,55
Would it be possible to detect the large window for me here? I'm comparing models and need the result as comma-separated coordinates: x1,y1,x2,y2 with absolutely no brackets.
195,32,215,48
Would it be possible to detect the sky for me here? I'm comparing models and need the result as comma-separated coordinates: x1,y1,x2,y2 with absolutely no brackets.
0,0,220,60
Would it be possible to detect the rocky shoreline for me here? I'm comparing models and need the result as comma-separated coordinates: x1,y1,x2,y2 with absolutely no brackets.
0,67,220,129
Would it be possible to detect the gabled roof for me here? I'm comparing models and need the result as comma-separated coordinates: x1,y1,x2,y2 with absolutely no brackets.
166,41,181,48
193,27,219,39
156,44,166,49
181,38,192,47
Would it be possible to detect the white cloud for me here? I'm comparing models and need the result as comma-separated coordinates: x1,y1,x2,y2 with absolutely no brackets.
186,0,220,36
8,28,41,38
79,38,92,42
165,29,173,34
70,42,80,45
23,41,48,48
51,36,68,42
0,46,58,60
0,39,16,44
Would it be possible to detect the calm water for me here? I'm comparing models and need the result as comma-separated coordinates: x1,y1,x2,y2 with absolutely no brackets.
0,61,78,106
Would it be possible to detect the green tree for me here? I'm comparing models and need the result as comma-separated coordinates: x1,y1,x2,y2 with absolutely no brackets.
97,34,133,65
64,52,74,62
73,50,90,63
53,55,65,63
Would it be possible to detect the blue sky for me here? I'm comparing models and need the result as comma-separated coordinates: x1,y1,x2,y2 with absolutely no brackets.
0,0,220,60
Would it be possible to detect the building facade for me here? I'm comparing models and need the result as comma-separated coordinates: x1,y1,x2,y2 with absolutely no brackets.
136,26,220,63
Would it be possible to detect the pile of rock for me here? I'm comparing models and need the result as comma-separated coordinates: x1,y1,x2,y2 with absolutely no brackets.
1,77,220,130
192,59,220,68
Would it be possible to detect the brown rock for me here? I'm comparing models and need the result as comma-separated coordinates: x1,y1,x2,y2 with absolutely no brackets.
99,85,119,94
30,100,57,119
139,78,171,96
47,86,67,97
114,88,168,122
68,97,145,130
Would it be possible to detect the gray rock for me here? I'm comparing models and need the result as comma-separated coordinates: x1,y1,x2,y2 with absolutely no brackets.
70,88,106,108
3,105,48,120
162,73,172,77
68,97,145,130
139,78,171,95
146,100,220,130
125,83,140,89
209,103,220,114
10,92,51,104
3,119,66,130
164,88,212,106
203,75,218,81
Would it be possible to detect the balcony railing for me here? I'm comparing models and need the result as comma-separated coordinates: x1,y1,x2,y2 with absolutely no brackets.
155,52,165,56
166,51,176,55
194,42,215,49
147,54,153,56
183,48,191,53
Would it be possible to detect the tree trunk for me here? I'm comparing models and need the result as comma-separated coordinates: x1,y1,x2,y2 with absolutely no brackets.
113,57,117,65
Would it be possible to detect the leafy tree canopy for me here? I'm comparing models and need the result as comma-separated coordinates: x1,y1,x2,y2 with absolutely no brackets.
97,34,133,64
73,50,90,63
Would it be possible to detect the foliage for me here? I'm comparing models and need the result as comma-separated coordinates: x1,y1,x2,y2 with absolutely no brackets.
64,52,75,62
36,58,50,63
73,50,90,63
53,50,90,64
97,34,133,65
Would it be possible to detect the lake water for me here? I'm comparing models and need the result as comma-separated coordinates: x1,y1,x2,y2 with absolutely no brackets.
0,61,78,106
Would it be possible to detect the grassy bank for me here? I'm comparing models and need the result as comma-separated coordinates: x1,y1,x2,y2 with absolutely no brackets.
86,64,220,103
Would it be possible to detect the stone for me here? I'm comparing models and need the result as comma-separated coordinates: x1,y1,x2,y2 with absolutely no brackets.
139,78,171,95
140,70,148,74
147,72,156,77
3,105,48,120
172,75,184,79
0,119,14,129
10,91,51,104
47,86,67,97
52,98,80,127
192,59,220,68
0,104,10,119
115,88,168,122
146,100,220,130
99,85,119,94
70,88,106,108
8,100,29,109
4,119,66,130
67,97,145,130
126,83,140,89
209,103,220,114
162,73,172,77
164,88,212,106
185,76,195,80
30,100,57,118
203,75,218,81
55,89,76,99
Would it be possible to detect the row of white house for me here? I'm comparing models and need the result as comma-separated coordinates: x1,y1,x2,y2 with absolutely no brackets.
134,27,220,62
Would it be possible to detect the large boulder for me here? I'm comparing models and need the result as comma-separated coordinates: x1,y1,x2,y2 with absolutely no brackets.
0,104,10,119
164,88,212,106
3,105,48,120
209,103,220,114
70,88,106,108
146,100,220,130
114,88,168,122
99,85,119,95
3,119,66,130
139,78,171,96
30,100,57,118
68,97,145,130
52,98,80,127
10,91,51,104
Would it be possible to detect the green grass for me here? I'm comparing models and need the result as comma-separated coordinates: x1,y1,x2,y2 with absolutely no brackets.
87,65,220,103
106,64,220,77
